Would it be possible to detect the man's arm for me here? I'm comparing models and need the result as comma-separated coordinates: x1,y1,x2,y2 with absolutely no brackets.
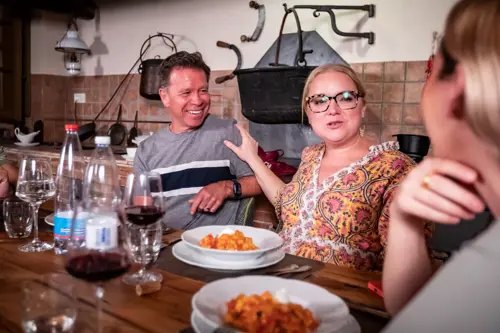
189,121,262,215
133,143,148,173
1,163,18,185
225,176,261,199
189,176,261,215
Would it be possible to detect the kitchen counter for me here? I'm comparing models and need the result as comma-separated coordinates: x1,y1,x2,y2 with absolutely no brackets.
4,143,134,186
3,143,133,163
3,143,281,230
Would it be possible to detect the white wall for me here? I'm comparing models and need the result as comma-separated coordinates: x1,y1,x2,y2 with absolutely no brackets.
31,0,458,75
31,11,69,76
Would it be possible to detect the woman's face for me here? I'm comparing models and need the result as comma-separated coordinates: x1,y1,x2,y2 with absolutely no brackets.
306,72,364,146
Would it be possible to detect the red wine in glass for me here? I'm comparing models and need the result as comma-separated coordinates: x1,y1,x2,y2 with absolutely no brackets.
122,172,165,286
65,252,131,283
125,206,165,226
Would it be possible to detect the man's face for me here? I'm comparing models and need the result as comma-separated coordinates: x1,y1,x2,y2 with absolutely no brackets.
159,67,210,133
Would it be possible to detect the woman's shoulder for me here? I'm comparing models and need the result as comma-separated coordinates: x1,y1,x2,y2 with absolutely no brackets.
301,143,324,161
371,141,414,161
368,141,416,174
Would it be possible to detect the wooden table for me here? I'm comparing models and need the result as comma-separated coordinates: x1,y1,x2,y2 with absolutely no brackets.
0,221,389,333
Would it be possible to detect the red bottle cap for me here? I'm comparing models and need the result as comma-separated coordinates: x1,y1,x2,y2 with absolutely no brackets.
65,124,79,131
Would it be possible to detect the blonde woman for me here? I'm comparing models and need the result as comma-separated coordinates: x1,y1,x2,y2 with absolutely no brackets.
383,0,500,330
225,64,430,271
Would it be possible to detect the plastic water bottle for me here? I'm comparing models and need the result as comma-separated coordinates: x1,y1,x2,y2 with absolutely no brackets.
82,136,122,250
54,124,85,254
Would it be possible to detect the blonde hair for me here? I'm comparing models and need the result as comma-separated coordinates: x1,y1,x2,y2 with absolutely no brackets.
301,64,366,122
442,0,500,149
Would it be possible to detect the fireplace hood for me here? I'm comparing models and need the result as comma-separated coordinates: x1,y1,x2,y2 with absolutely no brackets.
233,3,376,125
3,0,97,19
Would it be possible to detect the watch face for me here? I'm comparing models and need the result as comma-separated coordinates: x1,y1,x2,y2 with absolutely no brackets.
233,180,242,197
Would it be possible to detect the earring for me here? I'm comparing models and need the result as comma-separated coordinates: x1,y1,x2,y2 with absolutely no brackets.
359,119,366,138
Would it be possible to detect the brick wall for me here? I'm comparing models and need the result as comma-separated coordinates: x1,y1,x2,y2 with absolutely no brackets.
29,61,427,144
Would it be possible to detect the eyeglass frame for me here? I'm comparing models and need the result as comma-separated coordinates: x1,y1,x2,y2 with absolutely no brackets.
305,91,364,113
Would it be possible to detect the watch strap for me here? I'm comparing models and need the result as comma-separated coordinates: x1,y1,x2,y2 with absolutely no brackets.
231,179,242,199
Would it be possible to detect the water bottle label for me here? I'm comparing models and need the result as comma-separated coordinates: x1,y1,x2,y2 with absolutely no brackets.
85,215,118,250
54,212,86,239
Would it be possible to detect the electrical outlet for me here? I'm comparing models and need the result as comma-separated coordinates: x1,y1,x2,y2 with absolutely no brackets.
73,93,86,103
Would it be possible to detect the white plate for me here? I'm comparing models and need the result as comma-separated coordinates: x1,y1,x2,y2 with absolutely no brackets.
172,241,285,271
121,154,134,162
191,309,360,333
44,213,54,226
192,275,351,333
14,142,40,147
191,309,216,333
131,134,152,146
181,225,283,261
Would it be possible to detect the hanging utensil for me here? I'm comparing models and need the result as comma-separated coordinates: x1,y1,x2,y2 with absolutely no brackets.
138,33,178,100
215,41,242,84
107,105,127,145
127,111,139,146
240,1,266,42
73,100,78,123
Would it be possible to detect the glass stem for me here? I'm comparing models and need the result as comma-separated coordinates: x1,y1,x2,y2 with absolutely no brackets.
139,228,147,281
96,284,104,333
31,203,40,243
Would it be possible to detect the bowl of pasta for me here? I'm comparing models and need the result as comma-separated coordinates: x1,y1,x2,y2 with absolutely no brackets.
181,225,283,262
192,276,356,333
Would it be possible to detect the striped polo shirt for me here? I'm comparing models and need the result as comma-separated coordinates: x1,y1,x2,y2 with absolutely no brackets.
134,115,253,230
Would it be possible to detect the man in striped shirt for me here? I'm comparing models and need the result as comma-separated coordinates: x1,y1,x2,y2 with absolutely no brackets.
134,52,261,230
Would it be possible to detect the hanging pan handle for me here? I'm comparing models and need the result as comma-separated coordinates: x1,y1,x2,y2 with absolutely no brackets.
270,4,311,67
138,33,178,73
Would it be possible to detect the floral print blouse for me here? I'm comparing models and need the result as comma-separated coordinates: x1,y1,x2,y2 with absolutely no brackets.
274,141,433,272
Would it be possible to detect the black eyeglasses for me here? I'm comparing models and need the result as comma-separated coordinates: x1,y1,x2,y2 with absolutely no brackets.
306,91,363,113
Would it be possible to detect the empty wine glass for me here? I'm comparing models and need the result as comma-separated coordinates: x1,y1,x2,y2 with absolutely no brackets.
121,171,165,285
16,156,56,252
22,274,77,333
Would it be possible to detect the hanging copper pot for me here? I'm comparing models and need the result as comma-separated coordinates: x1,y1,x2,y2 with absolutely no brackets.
138,33,178,100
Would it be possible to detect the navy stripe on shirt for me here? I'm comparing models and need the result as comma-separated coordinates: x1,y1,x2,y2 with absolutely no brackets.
151,160,234,197
160,166,233,192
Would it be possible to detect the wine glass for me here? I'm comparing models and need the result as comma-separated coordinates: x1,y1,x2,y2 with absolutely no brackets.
64,159,131,333
16,156,56,252
121,171,165,285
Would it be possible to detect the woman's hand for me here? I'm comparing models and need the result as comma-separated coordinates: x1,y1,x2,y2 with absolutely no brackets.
391,158,486,225
224,124,260,163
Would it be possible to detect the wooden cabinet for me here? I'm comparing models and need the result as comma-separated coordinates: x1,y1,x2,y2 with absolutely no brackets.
0,6,29,123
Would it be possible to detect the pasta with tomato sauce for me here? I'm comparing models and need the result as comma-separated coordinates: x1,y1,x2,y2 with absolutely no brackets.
200,230,258,251
224,291,319,333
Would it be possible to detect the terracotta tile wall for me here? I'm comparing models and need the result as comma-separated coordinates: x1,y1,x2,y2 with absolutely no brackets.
29,61,426,144
29,69,244,143
349,61,427,144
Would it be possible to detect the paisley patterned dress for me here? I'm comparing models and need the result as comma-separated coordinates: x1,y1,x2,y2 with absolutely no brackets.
275,141,433,271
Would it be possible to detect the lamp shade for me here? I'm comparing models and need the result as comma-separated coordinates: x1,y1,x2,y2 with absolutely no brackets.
55,31,90,54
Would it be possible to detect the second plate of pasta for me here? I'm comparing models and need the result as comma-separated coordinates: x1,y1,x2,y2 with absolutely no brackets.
181,225,283,262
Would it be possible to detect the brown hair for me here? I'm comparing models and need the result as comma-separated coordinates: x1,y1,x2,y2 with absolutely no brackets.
301,64,366,116
158,51,211,88
440,0,500,149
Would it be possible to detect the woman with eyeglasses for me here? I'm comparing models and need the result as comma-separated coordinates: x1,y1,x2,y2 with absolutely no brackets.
382,0,500,328
225,64,432,271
